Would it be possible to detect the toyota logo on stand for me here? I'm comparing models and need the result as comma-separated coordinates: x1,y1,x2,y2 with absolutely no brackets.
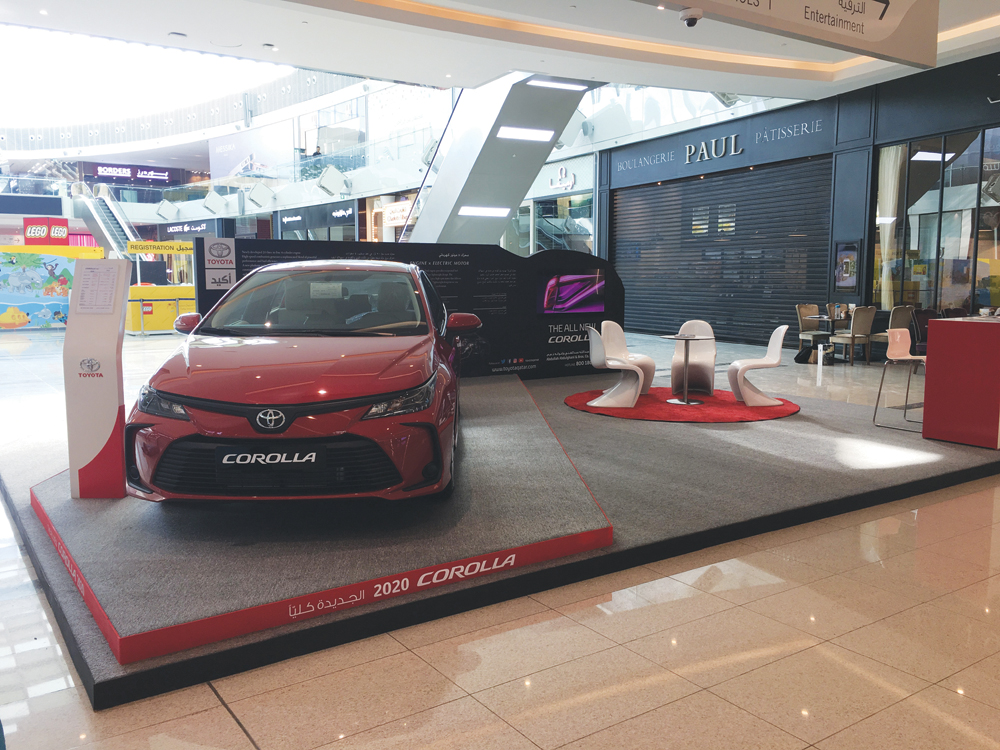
256,409,286,430
79,358,100,373
208,242,232,258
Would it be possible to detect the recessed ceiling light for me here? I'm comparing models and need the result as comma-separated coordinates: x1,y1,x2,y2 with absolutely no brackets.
39,9,48,15
657,4,665,8
458,206,510,218
446,74,452,78
497,126,554,142
527,79,587,91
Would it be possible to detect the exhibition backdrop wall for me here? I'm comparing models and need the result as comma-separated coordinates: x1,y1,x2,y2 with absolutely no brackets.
192,238,624,379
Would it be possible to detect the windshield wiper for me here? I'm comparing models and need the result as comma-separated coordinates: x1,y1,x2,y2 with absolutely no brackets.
197,326,250,336
291,329,393,336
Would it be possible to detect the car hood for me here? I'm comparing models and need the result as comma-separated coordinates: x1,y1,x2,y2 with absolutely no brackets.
149,334,434,404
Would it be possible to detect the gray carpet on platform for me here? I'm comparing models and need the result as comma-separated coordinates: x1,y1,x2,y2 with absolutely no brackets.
524,373,1000,549
27,375,607,637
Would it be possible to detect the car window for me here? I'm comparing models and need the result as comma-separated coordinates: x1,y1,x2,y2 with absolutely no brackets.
419,271,447,334
202,269,428,336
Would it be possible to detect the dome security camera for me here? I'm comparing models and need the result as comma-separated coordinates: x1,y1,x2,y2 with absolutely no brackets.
680,7,703,27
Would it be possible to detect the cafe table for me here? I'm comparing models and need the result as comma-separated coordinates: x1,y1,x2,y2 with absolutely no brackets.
660,333,715,405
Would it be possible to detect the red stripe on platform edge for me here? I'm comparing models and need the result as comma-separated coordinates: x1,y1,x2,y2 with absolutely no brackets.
518,378,613,529
29,488,124,662
114,525,613,664
78,406,126,499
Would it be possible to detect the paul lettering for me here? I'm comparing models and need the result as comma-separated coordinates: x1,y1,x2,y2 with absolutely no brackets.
686,133,742,164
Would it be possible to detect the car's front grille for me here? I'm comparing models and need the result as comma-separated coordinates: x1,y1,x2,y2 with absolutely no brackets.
152,435,402,497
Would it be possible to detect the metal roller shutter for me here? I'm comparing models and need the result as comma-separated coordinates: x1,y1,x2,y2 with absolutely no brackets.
611,157,833,345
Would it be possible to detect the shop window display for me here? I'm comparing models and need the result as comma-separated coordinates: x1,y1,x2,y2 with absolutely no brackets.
534,194,593,254
874,128,992,312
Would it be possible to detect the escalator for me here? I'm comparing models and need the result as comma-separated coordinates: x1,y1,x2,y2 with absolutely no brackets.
401,73,602,245
72,182,140,258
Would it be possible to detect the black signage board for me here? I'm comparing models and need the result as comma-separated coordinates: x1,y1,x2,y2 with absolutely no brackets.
193,238,623,380
610,99,837,190
875,51,1000,145
275,201,356,233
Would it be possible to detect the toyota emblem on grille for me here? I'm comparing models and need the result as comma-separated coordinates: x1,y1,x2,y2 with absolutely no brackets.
256,409,286,430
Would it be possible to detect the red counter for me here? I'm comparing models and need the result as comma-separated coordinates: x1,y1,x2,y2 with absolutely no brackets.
923,318,1000,449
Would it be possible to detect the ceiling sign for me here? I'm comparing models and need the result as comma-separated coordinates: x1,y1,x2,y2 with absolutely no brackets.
645,0,939,68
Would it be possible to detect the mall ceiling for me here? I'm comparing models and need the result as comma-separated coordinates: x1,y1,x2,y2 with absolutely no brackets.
2,0,998,100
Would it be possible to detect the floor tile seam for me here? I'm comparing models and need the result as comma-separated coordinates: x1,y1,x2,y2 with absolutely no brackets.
444,640,625,696
924,626,1000,677
284,695,477,750
836,565,981,603
210,678,328,750
466,641,683,701
802,683,952,747
934,672,1000,713
706,651,933,745
222,649,449,707
683,567,844,605
210,644,414,703
825,634,944,684
388,599,560,651
923,595,1000,630
535,686,714,750
561,594,740,647
775,542,919,575
465,692,546,750
702,683,819,746
406,639,479,695
741,522,844,549
914,541,1000,571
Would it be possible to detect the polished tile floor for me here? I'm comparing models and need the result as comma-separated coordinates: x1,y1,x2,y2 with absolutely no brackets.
7,331,1000,750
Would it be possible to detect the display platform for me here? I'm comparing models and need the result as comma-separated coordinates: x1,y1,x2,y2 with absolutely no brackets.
7,373,1000,710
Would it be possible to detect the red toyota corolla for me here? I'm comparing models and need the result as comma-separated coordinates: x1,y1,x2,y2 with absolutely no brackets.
125,260,481,502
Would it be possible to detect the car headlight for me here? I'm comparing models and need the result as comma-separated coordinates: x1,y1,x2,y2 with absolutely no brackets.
363,372,437,420
137,385,190,420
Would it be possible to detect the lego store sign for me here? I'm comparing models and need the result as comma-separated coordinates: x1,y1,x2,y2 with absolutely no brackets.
23,218,69,246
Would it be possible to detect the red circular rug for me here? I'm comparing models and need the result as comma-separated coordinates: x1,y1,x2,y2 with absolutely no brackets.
565,387,800,423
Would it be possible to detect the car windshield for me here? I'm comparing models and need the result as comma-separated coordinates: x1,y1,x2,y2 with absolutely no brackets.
201,269,428,337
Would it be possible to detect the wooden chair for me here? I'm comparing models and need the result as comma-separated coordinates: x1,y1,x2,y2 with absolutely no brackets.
831,306,876,365
870,305,914,346
795,304,829,352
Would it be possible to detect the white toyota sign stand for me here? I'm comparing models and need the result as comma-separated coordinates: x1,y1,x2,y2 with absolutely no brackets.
62,258,132,499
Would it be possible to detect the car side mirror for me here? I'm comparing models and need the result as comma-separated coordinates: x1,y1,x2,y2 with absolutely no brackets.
446,312,482,333
174,312,202,334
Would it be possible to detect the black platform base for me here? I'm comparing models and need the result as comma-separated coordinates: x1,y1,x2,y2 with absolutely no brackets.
5,373,1000,709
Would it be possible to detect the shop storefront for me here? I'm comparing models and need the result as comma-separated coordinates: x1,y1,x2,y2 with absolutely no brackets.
274,200,357,241
600,51,1000,344
502,155,595,257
